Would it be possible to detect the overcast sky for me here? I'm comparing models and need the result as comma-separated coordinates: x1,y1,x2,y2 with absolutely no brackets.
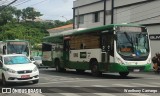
12,0,75,21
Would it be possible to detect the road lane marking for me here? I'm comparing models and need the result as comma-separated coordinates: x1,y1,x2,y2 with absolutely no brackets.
150,82,160,86
113,83,150,96
38,79,99,85
48,88,81,96
73,87,116,96
113,84,136,87
132,83,159,87
26,93,45,96
92,85,109,87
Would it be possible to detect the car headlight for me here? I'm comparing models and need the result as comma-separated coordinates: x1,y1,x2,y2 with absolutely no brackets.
6,68,16,73
33,67,38,72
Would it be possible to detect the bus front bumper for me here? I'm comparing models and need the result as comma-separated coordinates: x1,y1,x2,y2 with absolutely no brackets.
109,63,151,72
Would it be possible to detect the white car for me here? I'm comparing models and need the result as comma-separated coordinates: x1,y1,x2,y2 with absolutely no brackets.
33,56,42,66
0,54,39,86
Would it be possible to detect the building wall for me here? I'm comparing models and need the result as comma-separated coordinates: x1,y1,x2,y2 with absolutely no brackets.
114,0,146,7
73,0,100,7
73,0,112,28
147,25,160,57
114,0,160,24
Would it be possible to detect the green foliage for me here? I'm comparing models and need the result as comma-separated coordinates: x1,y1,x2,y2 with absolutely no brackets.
0,6,73,50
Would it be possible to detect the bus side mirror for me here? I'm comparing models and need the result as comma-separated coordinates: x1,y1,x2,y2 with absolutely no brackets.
0,60,3,67
3,46,6,54
114,35,117,40
3,46,6,50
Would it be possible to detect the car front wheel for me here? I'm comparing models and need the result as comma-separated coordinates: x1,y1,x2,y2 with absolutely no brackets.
2,74,9,86
32,80,39,84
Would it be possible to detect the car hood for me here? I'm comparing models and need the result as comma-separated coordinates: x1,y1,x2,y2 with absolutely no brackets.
4,63,36,71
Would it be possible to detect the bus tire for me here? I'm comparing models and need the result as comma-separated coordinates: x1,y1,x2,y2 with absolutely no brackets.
91,60,102,77
32,79,39,84
76,69,85,74
119,72,129,77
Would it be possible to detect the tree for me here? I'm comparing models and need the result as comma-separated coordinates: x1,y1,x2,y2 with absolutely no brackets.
0,6,16,25
22,9,27,22
24,7,42,21
15,9,22,23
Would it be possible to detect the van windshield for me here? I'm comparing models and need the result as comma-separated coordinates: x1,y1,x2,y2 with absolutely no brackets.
4,56,31,65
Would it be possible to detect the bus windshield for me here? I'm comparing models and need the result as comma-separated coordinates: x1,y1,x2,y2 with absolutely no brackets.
116,32,149,60
7,42,29,56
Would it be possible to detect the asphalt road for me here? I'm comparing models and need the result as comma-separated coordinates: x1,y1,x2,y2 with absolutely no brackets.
0,68,160,96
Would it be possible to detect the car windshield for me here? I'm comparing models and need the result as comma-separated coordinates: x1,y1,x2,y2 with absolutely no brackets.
4,56,31,65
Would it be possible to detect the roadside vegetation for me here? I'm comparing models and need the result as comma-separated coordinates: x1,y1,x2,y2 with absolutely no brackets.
0,5,73,49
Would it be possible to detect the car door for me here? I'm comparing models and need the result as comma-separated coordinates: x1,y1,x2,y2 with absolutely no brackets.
0,56,3,79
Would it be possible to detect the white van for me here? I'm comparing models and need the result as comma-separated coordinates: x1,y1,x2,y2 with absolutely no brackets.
0,54,39,86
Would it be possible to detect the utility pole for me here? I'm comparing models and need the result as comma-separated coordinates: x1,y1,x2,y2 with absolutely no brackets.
103,0,106,25
77,7,80,28
111,0,114,24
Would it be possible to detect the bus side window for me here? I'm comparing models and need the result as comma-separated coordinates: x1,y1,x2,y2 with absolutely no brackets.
80,43,86,49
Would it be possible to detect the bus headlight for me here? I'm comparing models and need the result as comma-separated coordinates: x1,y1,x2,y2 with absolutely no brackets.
116,57,125,65
147,58,151,64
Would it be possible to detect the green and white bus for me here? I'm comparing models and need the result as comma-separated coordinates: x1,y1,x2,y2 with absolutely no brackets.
0,39,30,58
42,24,151,77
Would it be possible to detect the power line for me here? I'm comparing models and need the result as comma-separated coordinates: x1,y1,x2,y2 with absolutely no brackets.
29,0,47,7
0,0,18,11
13,0,31,7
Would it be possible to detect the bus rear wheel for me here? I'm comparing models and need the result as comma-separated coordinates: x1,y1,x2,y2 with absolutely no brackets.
91,60,102,77
119,72,129,77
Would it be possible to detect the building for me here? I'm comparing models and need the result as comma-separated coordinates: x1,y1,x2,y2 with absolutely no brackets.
73,0,160,58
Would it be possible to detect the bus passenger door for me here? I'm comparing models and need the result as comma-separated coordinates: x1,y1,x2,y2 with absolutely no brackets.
63,40,70,64
101,32,114,71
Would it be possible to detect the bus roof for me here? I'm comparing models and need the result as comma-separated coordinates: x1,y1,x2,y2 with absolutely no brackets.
4,39,29,42
43,24,144,43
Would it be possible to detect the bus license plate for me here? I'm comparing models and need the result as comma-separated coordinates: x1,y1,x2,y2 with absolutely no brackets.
21,75,30,78
134,69,140,72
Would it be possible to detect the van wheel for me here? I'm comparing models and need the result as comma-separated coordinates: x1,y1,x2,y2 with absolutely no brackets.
2,75,8,86
119,72,129,77
33,80,39,84
91,60,102,77
55,60,61,72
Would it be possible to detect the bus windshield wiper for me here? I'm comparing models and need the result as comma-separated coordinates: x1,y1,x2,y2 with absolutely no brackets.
124,32,134,53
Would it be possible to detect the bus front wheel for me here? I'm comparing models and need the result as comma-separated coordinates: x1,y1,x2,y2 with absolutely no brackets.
119,72,129,77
